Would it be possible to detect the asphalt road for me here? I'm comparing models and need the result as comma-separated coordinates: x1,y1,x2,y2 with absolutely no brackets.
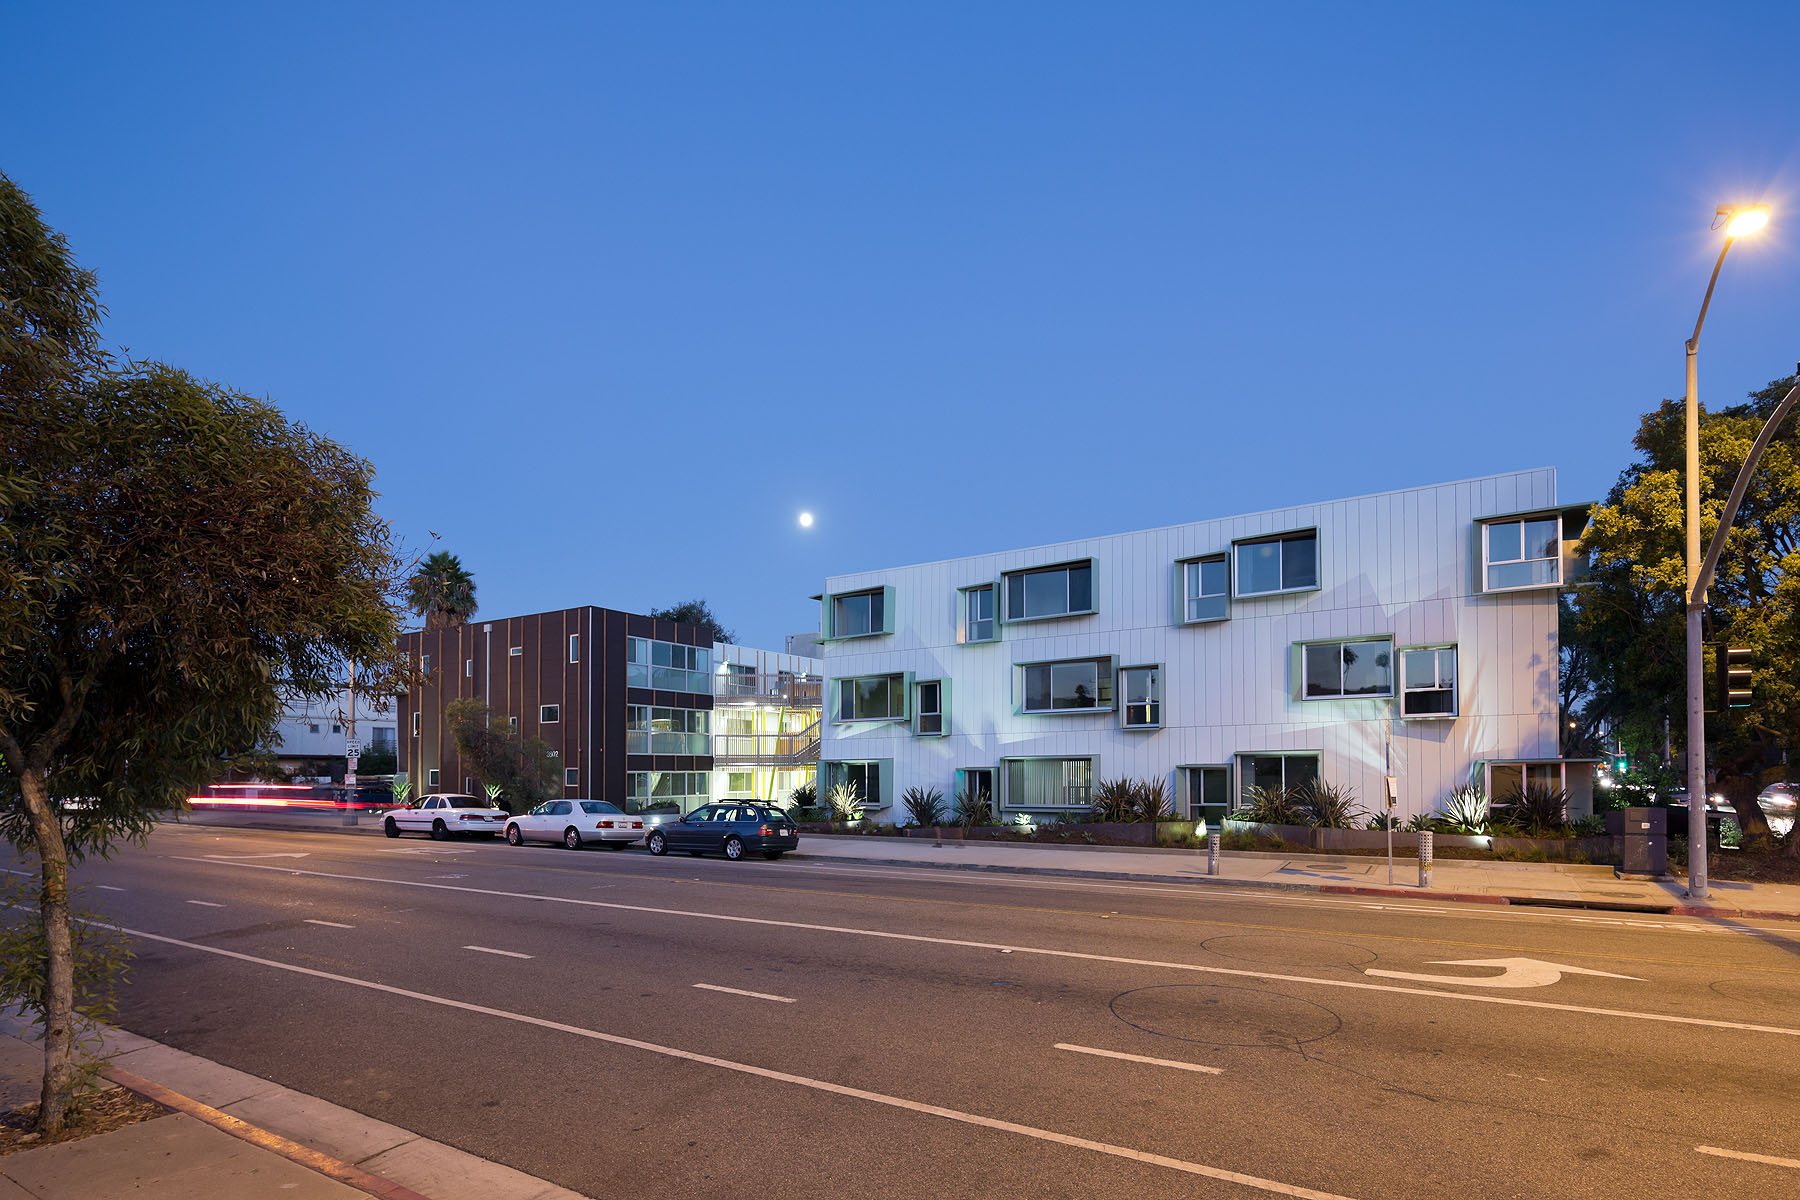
10,821,1800,1199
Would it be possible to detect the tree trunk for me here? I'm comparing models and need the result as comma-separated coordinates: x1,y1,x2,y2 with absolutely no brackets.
1718,773,1772,840
18,769,76,1137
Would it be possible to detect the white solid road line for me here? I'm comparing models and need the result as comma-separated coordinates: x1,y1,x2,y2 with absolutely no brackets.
184,900,225,908
463,945,533,959
1696,1145,1800,1169
171,857,1800,1039
693,983,797,1004
106,923,1360,1200
96,885,126,892
304,919,355,929
1055,1043,1224,1075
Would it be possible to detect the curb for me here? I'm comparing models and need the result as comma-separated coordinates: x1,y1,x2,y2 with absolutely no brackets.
103,1064,436,1200
1317,885,1509,905
789,851,1330,895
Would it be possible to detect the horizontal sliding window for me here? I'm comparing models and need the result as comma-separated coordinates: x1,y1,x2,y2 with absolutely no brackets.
1483,516,1561,591
1182,556,1228,622
833,589,884,638
1235,531,1317,597
626,637,711,693
837,674,906,722
1022,658,1114,713
1003,561,1093,621
1401,646,1457,717
625,770,709,815
1237,752,1319,807
626,705,709,754
1004,757,1094,809
1302,638,1393,699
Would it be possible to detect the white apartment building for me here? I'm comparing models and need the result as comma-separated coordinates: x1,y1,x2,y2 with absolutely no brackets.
817,469,1592,824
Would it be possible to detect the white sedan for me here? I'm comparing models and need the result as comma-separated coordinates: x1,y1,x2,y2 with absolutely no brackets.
505,799,645,850
381,794,510,840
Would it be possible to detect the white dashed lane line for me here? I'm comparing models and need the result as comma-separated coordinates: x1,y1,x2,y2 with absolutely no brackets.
464,945,533,959
1055,1043,1223,1075
97,885,126,892
1696,1145,1800,1169
693,983,797,1004
304,919,355,929
185,900,226,908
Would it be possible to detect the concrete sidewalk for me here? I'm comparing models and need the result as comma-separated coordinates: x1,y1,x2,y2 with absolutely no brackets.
787,833,1800,920
0,1014,588,1200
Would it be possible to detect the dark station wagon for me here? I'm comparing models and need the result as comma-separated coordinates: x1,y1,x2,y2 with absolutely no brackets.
645,803,800,861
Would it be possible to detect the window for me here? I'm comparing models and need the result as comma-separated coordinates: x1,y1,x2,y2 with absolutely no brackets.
724,771,755,796
426,768,440,787
1182,765,1232,824
308,722,320,734
1181,556,1229,622
1401,646,1457,717
421,654,432,675
1120,666,1161,729
1236,753,1319,806
411,713,421,736
510,646,523,657
331,724,341,734
1487,762,1563,803
564,767,579,787
465,658,473,677
370,727,396,751
1234,531,1317,597
569,634,579,663
1483,516,1562,591
627,706,710,754
836,674,906,722
626,637,711,692
1302,638,1393,699
832,589,885,639
626,770,710,815
1021,658,1113,713
822,761,886,810
960,584,997,643
1002,561,1094,622
540,704,560,724
508,716,518,729
1004,758,1093,809
915,680,944,736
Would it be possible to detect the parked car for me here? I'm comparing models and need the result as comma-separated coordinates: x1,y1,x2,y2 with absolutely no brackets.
505,800,645,850
1686,787,1798,837
644,803,800,861
380,793,510,840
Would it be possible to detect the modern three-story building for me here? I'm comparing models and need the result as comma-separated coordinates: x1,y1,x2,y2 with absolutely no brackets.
816,469,1593,824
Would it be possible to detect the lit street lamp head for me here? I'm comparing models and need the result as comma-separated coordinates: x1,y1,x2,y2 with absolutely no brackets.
1717,203,1770,238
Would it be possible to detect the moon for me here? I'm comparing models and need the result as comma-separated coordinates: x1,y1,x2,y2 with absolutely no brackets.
798,511,814,528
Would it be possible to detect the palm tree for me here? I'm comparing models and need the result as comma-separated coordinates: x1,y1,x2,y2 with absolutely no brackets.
406,551,477,630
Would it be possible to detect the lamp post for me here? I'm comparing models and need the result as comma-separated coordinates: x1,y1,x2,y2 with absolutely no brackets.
1683,202,1769,901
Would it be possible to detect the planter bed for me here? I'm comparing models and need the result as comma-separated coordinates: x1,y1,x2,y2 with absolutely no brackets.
1223,821,1617,863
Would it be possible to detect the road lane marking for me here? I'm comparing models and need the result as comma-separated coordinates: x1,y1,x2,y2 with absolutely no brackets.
97,885,126,892
1055,1044,1223,1075
166,857,1800,1038
693,983,797,1004
201,853,310,860
463,945,532,959
1696,1145,1800,1169
1365,958,1644,989
185,900,226,908
304,919,354,929
99,923,1360,1200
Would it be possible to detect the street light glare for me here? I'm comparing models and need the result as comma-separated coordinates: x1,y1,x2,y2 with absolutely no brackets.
1722,204,1770,238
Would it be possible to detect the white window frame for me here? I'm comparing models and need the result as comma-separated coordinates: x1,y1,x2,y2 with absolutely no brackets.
959,583,998,644
426,768,440,787
1481,514,1564,592
564,767,579,787
1234,752,1319,806
421,653,432,675
915,679,945,736
465,658,473,677
1400,645,1458,719
569,634,579,663
1119,665,1162,730
1018,656,1115,715
1002,756,1096,811
831,588,885,639
1181,764,1233,823
509,646,523,657
1233,530,1319,598
1300,637,1394,700
1002,560,1096,623
836,674,908,723
1179,555,1229,623
411,713,420,736
540,704,560,724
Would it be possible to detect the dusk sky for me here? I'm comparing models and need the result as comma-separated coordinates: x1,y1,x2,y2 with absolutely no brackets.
12,2,1800,649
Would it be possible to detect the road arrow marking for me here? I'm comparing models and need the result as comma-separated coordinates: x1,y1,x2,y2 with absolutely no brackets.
202,853,311,860
1365,957,1643,989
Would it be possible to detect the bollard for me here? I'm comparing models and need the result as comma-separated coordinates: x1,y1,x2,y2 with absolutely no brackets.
1418,830,1434,889
1206,822,1221,876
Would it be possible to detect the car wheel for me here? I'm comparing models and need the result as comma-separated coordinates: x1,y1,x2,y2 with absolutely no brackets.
431,818,447,841
723,836,744,861
763,850,783,860
647,830,667,856
563,827,582,851
384,817,400,839
505,824,523,846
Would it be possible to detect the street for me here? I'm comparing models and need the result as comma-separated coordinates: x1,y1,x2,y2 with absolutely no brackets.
12,822,1800,1199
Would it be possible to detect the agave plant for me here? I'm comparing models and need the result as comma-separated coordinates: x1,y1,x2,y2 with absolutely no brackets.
1231,784,1309,827
1496,784,1567,836
953,787,992,828
1437,785,1490,834
901,786,947,827
826,781,864,822
1366,811,1399,831
1296,778,1364,828
1133,777,1172,822
1093,776,1136,823
391,776,413,804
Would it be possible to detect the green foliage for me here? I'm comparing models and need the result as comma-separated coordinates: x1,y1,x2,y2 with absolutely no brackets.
826,782,863,821
1365,811,1399,831
1093,777,1136,822
1296,778,1364,828
788,782,817,808
391,776,413,804
1495,783,1568,836
406,551,477,631
1568,815,1607,837
1437,785,1491,834
646,599,735,645
1133,776,1172,822
901,786,947,827
953,786,992,828
354,744,397,776
1232,785,1309,827
443,699,560,809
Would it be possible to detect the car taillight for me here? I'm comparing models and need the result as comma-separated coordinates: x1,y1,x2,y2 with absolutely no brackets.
598,820,614,828
758,824,774,835
631,821,643,829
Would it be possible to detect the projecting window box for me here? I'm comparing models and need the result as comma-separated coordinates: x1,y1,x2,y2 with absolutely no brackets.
820,587,894,641
1175,554,1229,624
1119,665,1162,730
1399,645,1458,718
1016,656,1116,715
835,673,911,724
1233,530,1318,599
1001,559,1096,624
1298,637,1394,700
958,583,999,644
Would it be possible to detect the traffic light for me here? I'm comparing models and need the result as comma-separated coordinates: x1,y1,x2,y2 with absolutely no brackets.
1717,646,1752,711
1613,754,1629,774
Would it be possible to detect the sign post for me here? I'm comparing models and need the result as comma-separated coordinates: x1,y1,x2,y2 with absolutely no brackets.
1383,774,1398,886
343,738,360,826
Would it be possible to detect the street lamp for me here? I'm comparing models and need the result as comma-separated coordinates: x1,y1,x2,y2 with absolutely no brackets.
1683,202,1769,900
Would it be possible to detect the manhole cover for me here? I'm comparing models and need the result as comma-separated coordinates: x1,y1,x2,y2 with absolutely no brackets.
1201,934,1377,969
1110,984,1342,1048
1708,978,1800,1015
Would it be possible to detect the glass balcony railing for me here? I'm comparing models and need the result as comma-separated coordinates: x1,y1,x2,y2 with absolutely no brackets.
711,672,822,706
625,731,711,755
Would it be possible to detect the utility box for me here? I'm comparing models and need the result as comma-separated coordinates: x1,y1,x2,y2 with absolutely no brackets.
1606,807,1667,879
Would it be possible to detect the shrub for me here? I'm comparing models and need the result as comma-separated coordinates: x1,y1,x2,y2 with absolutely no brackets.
1297,778,1364,828
1496,784,1567,836
1093,777,1136,823
1133,777,1172,822
953,787,992,828
789,782,818,809
901,786,947,828
1366,812,1399,831
1568,815,1606,838
1437,785,1490,834
1232,785,1308,827
826,782,864,822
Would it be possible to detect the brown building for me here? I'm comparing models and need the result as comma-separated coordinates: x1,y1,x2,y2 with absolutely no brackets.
399,606,715,811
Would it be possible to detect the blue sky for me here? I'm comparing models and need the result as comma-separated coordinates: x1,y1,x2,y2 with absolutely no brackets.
11,2,1799,648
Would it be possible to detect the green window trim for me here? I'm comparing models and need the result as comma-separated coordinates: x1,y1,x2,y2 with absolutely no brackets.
1291,637,1395,702
1000,558,1098,625
1175,764,1233,824
821,585,896,642
913,677,950,737
957,582,1001,644
830,671,913,724
820,759,893,810
1014,655,1117,715
1118,663,1163,731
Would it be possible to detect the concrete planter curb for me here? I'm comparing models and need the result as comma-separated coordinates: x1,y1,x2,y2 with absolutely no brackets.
1223,820,1616,862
